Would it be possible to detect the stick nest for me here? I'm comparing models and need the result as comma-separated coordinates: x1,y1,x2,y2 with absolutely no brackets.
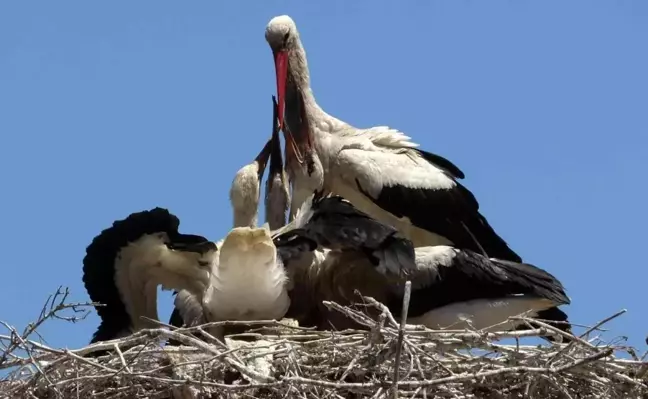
1,287,647,398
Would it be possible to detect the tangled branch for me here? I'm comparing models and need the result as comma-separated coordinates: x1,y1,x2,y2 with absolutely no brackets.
1,286,646,399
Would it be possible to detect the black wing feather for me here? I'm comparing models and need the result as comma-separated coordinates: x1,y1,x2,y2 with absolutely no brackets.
415,149,465,179
274,228,318,262
385,248,571,339
301,196,417,276
402,250,569,318
307,196,400,250
357,173,522,263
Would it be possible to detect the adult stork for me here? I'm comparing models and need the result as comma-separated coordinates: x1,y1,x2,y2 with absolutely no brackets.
264,15,521,263
280,193,571,339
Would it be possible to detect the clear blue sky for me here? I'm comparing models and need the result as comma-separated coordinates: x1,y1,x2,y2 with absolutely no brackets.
1,2,646,350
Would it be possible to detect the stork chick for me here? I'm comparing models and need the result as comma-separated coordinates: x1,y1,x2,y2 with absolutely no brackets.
83,208,293,344
82,208,216,343
203,226,289,323
230,136,272,228
168,107,294,339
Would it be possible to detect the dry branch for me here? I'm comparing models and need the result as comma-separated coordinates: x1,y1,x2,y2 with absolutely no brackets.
1,286,646,399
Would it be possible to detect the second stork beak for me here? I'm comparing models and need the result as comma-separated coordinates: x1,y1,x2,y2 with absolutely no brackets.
255,137,272,182
270,96,284,172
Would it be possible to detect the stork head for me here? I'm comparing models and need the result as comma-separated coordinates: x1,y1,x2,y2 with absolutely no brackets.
218,227,277,269
265,15,299,131
265,15,315,167
157,233,218,284
230,139,273,227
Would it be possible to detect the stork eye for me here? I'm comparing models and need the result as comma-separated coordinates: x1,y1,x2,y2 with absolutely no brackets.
198,260,209,267
283,32,290,45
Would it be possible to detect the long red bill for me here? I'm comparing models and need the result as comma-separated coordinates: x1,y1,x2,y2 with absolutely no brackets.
273,50,288,130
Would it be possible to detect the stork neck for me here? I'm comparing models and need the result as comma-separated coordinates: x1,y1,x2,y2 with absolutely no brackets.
115,246,211,333
287,40,348,147
233,210,258,229
115,264,160,332
288,38,325,119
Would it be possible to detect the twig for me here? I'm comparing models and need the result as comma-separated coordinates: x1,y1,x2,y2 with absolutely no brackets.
579,309,628,339
1,287,646,399
112,343,131,373
392,280,411,399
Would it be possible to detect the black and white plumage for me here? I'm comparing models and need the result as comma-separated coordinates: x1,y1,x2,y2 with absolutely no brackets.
275,192,416,278
84,132,291,344
167,178,415,339
277,194,571,338
164,136,418,338
398,246,570,332
264,15,520,262
166,194,418,335
167,102,294,336
83,208,294,344
82,208,217,343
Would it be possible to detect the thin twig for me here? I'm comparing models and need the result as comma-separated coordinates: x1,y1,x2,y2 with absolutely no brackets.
392,280,411,399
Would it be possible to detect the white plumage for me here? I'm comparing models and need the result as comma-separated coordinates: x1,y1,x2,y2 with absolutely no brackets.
265,15,522,263
203,227,289,323
83,108,291,344
230,138,272,228
169,126,293,335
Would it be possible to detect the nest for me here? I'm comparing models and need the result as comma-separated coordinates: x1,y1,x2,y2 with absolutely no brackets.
1,287,647,399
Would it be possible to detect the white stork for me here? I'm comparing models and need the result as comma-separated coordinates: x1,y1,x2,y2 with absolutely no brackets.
264,15,522,265
83,190,569,343
82,208,218,343
83,103,288,344
169,118,569,342
279,193,571,340
229,134,272,228
82,213,295,344
168,97,291,336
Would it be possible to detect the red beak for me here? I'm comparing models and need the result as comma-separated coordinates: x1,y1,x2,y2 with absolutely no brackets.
273,50,288,131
